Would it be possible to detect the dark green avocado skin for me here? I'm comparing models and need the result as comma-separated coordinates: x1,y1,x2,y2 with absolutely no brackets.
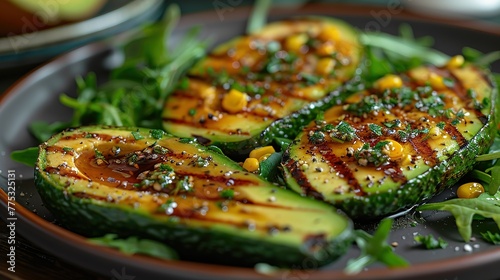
33,181,352,267
34,126,353,268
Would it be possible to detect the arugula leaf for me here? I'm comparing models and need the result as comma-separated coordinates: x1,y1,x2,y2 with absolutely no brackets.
10,147,39,167
360,31,449,77
259,151,283,182
414,234,448,249
29,121,71,143
88,234,178,260
417,192,500,242
345,219,409,274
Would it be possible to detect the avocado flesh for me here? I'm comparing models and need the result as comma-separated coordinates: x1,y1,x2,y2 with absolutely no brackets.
282,64,497,218
162,17,363,157
34,126,353,267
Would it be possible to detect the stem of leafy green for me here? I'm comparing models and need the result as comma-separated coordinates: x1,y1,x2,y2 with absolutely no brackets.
476,151,500,161
345,219,409,274
360,32,449,67
246,0,272,35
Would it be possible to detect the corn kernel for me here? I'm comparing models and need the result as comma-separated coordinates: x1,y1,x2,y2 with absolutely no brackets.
318,25,340,42
243,158,259,172
447,55,465,69
316,57,336,76
258,153,272,162
457,182,484,198
249,146,275,159
317,42,335,56
375,75,403,91
382,139,404,159
222,89,248,113
285,33,308,53
429,72,446,90
429,126,442,140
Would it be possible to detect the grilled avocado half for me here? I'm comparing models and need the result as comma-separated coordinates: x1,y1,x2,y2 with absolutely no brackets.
282,64,498,218
162,17,363,157
34,126,353,267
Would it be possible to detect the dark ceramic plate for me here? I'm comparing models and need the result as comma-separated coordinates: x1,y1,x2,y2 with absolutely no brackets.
1,4,500,280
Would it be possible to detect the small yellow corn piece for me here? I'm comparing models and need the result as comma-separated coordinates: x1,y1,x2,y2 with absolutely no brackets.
446,55,465,69
316,57,336,76
249,146,276,160
429,126,442,140
258,153,272,162
375,74,403,91
382,139,404,159
429,72,446,90
243,157,260,172
317,42,335,56
222,89,248,113
457,182,484,198
285,33,308,53
318,25,340,42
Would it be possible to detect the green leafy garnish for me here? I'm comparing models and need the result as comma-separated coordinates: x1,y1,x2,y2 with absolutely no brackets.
89,234,178,260
414,234,448,249
481,231,500,245
10,147,39,167
220,189,235,199
259,151,283,182
418,192,500,242
345,219,409,274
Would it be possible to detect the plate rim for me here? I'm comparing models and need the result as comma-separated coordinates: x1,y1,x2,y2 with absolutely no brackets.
0,0,164,54
1,3,500,279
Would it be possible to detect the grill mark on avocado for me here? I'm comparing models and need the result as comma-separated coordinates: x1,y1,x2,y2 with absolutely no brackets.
317,143,367,196
443,124,468,148
283,157,324,200
408,135,436,165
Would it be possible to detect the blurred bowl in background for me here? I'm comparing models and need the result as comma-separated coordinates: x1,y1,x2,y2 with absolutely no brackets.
402,0,500,18
0,0,107,36
0,0,166,70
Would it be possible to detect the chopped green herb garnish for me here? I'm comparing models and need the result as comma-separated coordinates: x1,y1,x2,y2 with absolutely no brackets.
355,141,389,167
220,189,235,199
414,234,448,249
443,77,455,87
150,129,165,139
323,121,357,142
308,130,326,144
300,72,321,85
94,149,105,160
368,123,383,136
131,131,144,140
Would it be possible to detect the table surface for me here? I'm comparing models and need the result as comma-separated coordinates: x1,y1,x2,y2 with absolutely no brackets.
1,1,499,280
